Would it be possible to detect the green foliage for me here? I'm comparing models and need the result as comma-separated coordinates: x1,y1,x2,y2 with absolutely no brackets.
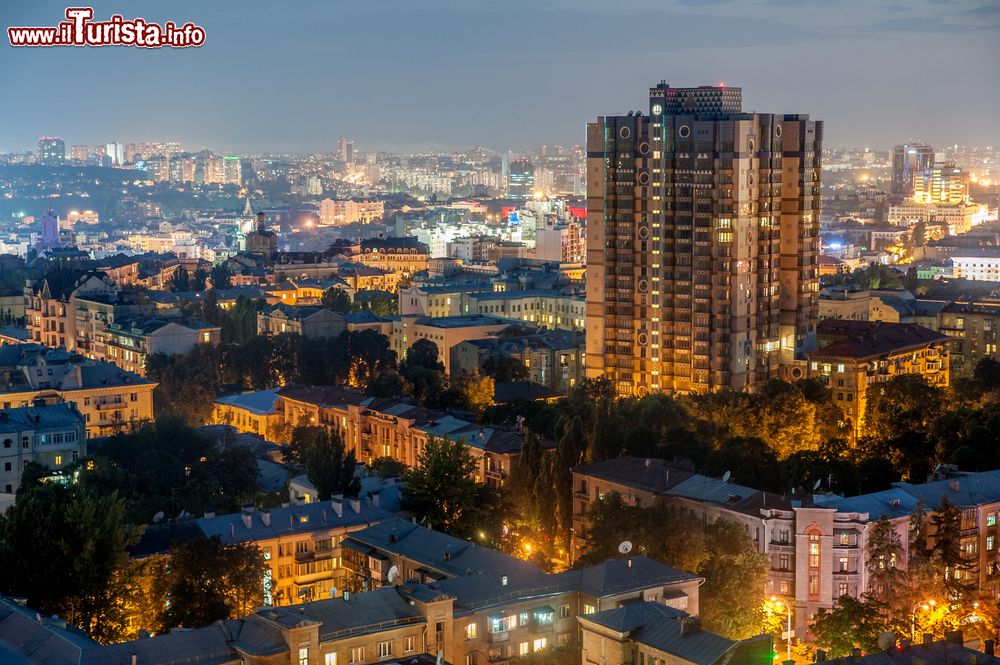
210,264,231,289
79,417,259,522
370,456,407,478
286,426,360,500
158,537,267,630
147,344,223,425
402,436,495,538
169,265,190,292
191,267,209,291
578,494,770,640
698,520,772,639
854,264,903,290
0,483,137,642
811,595,889,657
322,287,355,313
482,356,530,383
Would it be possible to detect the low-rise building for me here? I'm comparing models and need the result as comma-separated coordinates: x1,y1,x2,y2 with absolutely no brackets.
213,387,284,439
937,300,1000,378
356,237,430,280
101,316,220,376
390,314,513,375
257,305,346,339
0,402,86,494
571,457,1000,645
452,329,585,393
579,602,771,665
0,344,155,438
807,320,950,438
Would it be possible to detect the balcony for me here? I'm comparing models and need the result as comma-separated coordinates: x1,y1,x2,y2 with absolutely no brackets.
95,401,127,411
489,631,509,644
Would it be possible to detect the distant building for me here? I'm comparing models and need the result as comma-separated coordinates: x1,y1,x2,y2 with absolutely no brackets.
453,329,586,394
891,142,934,196
319,198,384,226
24,270,116,350
212,387,283,439
508,159,535,198
356,237,430,280
100,315,221,376
37,136,65,165
257,304,346,339
0,402,85,494
913,162,970,205
245,212,279,261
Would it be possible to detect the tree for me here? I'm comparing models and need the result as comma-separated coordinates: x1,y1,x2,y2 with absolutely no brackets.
286,426,360,500
483,356,530,383
210,263,231,290
811,595,889,657
866,516,907,601
459,372,495,414
344,329,398,390
0,483,137,642
401,437,482,536
929,495,975,599
322,287,355,313
170,265,190,292
159,537,267,630
146,344,222,425
191,267,209,291
697,519,772,640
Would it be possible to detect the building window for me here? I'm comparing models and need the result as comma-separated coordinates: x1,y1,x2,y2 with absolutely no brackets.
466,656,475,665
988,536,995,551
838,582,849,597
299,647,309,665
377,641,392,658
519,643,529,657
533,638,548,652
54,455,63,466
583,603,596,615
404,637,414,653
559,604,571,619
350,647,365,664
325,654,337,665
989,515,997,527
465,622,477,639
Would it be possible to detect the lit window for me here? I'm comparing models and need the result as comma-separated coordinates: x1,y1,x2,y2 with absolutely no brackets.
989,515,997,527
325,654,337,665
349,647,365,664
299,648,309,665
583,604,596,615
533,638,548,652
466,622,478,639
377,642,392,658
54,455,62,466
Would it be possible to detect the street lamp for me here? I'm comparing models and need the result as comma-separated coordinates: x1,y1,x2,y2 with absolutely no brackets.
770,596,792,662
911,599,935,641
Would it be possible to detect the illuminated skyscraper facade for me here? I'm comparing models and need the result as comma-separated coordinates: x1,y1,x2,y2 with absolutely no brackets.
38,136,65,165
891,142,934,196
585,82,822,396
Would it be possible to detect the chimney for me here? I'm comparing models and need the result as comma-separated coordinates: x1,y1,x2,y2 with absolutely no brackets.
850,649,862,660
986,640,995,657
240,510,252,529
815,651,826,662
131,655,137,665
945,630,963,645
679,616,700,636
923,634,933,646
371,491,380,508
203,511,215,519
349,497,361,514
332,499,343,517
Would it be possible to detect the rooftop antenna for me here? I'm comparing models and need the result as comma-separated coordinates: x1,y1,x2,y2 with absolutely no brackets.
722,471,731,483
618,540,633,555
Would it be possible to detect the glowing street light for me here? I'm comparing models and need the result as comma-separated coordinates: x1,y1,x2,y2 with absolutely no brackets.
911,599,935,641
770,596,792,662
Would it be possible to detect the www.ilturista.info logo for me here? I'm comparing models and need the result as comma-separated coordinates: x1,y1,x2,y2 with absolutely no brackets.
7,7,205,48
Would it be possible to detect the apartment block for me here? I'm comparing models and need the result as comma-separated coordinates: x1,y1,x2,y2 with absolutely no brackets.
101,316,221,376
356,237,430,280
452,329,585,394
586,83,821,396
0,344,155,438
571,457,1000,643
805,320,950,438
25,270,116,350
0,402,86,494
257,304,346,338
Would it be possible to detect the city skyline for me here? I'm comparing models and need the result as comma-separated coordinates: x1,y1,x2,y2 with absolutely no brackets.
2,0,999,153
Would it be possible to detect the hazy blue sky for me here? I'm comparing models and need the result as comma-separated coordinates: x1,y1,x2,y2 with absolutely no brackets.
2,0,998,153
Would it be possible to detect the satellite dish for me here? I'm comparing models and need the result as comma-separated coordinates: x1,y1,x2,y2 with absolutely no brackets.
722,471,731,483
152,511,165,523
388,565,399,583
813,478,822,491
618,540,633,555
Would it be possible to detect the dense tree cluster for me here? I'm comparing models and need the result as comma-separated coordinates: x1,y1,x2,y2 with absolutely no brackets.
284,425,360,500
77,417,260,523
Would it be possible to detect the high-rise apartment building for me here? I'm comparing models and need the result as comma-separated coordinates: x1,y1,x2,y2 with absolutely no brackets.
891,142,934,196
913,162,970,205
585,82,822,396
37,136,65,165
338,136,354,163
508,159,535,198
68,145,89,162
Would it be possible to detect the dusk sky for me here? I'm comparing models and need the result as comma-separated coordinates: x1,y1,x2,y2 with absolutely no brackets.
2,0,999,154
